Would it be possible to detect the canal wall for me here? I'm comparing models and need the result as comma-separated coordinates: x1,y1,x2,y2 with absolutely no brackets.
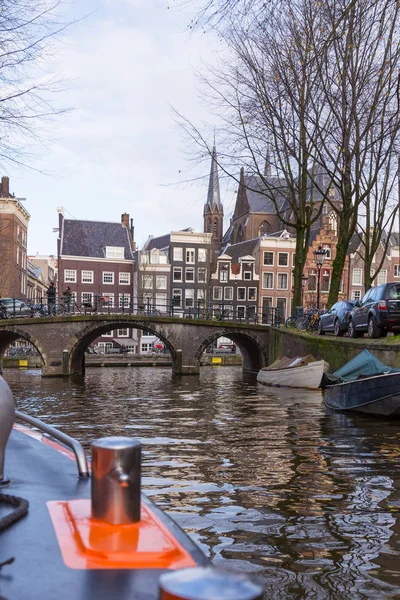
269,327,400,372
2,354,243,370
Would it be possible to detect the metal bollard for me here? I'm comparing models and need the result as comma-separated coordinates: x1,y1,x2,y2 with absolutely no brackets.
91,436,141,525
159,567,264,600
0,375,15,485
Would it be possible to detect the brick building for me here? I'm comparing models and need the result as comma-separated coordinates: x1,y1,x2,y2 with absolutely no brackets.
0,176,30,298
57,209,138,352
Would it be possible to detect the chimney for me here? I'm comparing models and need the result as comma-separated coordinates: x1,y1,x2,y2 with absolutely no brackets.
121,213,129,228
1,176,9,198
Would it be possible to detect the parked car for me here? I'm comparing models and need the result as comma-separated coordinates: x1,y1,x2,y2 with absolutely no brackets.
318,300,355,336
0,298,34,319
348,283,400,338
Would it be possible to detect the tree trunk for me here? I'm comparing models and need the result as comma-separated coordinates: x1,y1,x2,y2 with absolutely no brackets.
292,227,308,313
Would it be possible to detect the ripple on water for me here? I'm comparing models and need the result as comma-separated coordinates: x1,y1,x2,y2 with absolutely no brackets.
5,365,400,599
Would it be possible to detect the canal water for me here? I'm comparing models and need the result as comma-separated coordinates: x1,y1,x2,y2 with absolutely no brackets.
4,366,400,599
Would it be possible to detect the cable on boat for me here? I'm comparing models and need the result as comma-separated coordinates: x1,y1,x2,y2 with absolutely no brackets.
0,493,29,533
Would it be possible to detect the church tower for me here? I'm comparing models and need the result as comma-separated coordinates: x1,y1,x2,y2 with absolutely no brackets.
203,143,224,263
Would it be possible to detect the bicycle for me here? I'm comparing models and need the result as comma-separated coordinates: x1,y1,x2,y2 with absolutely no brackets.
137,306,161,317
285,315,297,329
295,309,322,331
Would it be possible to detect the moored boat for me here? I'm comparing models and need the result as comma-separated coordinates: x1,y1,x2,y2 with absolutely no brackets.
0,376,262,600
257,355,329,389
322,349,400,416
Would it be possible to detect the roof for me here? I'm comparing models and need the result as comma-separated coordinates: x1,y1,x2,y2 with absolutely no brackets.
244,174,289,214
61,219,134,259
204,144,223,213
146,234,171,251
222,238,259,263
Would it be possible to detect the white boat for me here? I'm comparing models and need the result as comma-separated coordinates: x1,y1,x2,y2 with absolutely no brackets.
257,355,329,390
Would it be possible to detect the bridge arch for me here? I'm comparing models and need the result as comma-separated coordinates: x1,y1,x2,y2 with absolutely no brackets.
0,326,45,370
67,320,179,376
196,328,269,373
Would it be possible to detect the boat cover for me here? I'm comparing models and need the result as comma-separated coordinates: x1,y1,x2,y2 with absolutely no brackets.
320,348,400,387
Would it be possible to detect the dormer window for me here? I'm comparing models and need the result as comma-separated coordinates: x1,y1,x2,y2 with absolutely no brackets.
104,246,124,259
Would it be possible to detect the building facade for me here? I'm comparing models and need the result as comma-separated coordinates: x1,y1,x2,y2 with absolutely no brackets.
0,176,30,298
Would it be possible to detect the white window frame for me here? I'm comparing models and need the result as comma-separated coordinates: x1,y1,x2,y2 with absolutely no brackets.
198,248,207,262
243,271,252,280
81,292,93,305
263,251,274,266
237,287,246,301
101,332,113,338
142,275,153,290
394,265,400,278
119,272,130,285
81,270,94,284
156,275,167,290
64,269,77,283
352,268,362,286
186,267,195,282
220,269,229,282
103,271,114,285
173,247,183,261
278,252,288,267
224,287,233,300
262,272,274,289
377,270,387,285
277,273,288,290
186,248,195,264
248,287,257,301
155,293,167,311
213,286,223,300
237,305,246,318
118,328,129,337
102,293,114,308
198,267,207,283
185,289,195,308
173,289,182,307
352,290,361,301
105,246,124,259
119,293,131,308
173,266,182,282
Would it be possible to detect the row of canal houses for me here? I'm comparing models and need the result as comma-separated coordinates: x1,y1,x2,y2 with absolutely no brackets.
55,146,400,353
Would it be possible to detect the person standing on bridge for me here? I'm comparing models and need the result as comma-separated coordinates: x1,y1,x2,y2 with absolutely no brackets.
46,282,56,315
63,286,72,313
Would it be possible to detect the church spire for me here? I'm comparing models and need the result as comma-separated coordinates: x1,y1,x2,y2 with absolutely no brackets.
264,143,272,177
205,143,222,212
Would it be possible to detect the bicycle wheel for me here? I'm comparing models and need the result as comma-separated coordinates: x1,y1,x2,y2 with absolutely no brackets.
285,315,297,329
295,316,310,331
151,309,161,317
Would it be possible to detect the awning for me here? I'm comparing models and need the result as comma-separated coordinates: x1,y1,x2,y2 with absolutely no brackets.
112,338,137,347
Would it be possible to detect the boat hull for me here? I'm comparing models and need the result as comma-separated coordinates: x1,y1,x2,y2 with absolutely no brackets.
324,372,400,416
257,360,329,390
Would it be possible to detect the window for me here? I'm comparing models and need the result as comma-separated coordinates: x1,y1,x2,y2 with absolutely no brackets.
263,252,274,266
103,272,114,285
186,249,195,263
377,270,387,285
141,342,154,353
352,290,361,301
102,293,114,307
173,247,183,261
198,267,207,282
102,332,113,338
155,293,167,310
173,267,182,282
172,289,182,307
237,306,245,318
185,289,195,307
213,287,222,300
64,269,76,283
82,270,94,284
248,287,257,301
119,294,131,308
105,246,124,259
224,287,233,300
276,298,287,321
262,273,273,289
142,275,153,290
16,246,19,264
156,276,167,289
118,328,129,337
277,273,288,289
186,267,195,282
394,265,400,278
237,287,246,300
198,248,207,262
278,253,288,266
243,271,251,280
197,289,205,302
308,269,316,291
81,292,93,305
322,245,331,259
119,272,130,285
142,329,152,336
352,268,362,286
321,269,330,292
220,269,228,282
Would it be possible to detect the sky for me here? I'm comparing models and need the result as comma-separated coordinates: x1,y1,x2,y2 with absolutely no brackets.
9,0,236,255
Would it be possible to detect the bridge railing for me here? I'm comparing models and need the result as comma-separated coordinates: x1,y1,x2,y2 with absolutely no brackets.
0,296,281,326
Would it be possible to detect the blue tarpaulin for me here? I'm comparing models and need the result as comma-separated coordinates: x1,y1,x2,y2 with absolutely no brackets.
320,349,400,387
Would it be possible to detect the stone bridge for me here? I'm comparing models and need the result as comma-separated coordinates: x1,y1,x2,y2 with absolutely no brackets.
0,314,270,377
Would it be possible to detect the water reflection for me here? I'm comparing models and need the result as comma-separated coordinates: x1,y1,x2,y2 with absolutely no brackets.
4,366,400,598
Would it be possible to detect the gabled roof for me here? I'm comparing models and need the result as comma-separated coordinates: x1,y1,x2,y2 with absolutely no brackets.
222,238,259,263
61,219,134,259
146,233,171,251
244,174,289,214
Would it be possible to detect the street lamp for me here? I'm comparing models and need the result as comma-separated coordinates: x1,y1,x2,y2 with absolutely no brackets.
301,275,308,307
313,246,327,310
